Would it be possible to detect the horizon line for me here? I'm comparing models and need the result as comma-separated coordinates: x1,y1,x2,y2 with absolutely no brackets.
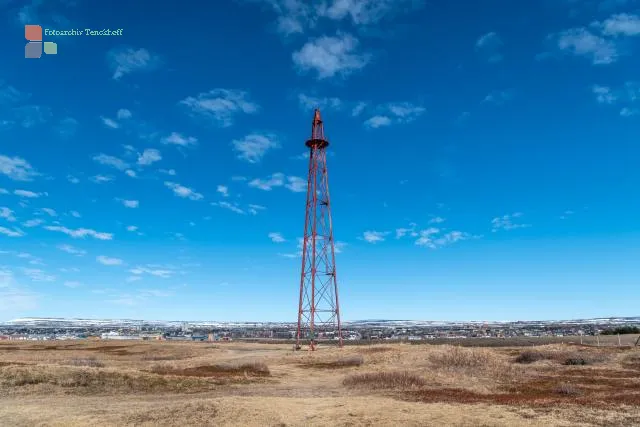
3,315,640,324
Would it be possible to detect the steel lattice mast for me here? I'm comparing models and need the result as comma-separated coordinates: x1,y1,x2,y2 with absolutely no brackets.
296,109,343,351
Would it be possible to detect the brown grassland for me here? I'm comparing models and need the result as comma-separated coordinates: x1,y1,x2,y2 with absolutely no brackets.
0,337,639,426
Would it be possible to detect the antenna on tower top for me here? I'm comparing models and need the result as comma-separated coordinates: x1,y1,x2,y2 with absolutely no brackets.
307,108,327,148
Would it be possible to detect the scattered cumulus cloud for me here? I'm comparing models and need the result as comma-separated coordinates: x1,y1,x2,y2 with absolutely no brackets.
363,102,424,128
22,218,43,228
268,232,286,243
90,175,114,184
119,199,139,208
491,213,530,232
0,226,24,237
217,185,229,197
597,13,640,37
298,93,342,111
180,89,259,127
213,201,245,215
476,31,503,62
0,155,39,181
0,207,16,222
97,255,123,266
232,133,280,163
362,230,389,243
44,226,113,240
93,153,129,171
13,189,44,198
107,47,161,80
57,244,86,256
292,33,371,79
161,132,198,147
137,148,162,166
248,173,307,192
164,182,203,201
364,115,392,128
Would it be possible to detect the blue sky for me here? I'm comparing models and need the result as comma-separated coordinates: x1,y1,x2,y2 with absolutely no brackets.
0,0,639,322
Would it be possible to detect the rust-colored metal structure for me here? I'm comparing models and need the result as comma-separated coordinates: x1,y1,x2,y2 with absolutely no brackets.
295,109,343,351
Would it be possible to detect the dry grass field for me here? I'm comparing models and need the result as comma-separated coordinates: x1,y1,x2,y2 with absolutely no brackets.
0,338,639,426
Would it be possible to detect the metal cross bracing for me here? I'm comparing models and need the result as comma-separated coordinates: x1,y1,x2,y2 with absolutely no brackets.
295,109,343,351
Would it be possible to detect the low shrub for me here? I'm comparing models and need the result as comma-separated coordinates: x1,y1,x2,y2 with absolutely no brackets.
343,371,426,390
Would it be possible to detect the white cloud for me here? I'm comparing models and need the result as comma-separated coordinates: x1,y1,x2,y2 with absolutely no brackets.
97,255,123,266
57,244,86,256
429,217,446,224
364,102,424,128
285,176,307,192
217,185,229,197
129,265,175,279
476,31,503,62
259,0,422,35
116,108,132,119
248,173,285,190
162,132,198,146
298,94,342,111
180,89,259,127
387,102,426,121
395,223,418,239
164,181,203,200
554,28,617,64
268,232,286,243
21,268,55,282
248,173,308,193
44,226,113,240
93,153,129,171
364,115,391,128
248,204,266,215
160,169,177,176
491,213,530,232
126,225,138,232
0,207,16,222
317,0,422,25
125,170,137,178
91,175,113,184
101,116,119,128
593,85,617,103
0,155,39,181
22,218,43,228
598,13,640,36
293,33,371,79
362,230,389,243
0,226,24,237
232,133,279,163
120,199,139,208
213,201,245,215
621,107,640,116
70,211,81,219
67,175,80,184
14,189,43,198
352,101,368,116
137,148,161,166
107,47,161,80
414,228,474,249
40,208,57,217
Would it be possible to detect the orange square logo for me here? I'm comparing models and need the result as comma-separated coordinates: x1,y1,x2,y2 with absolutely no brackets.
25,25,42,41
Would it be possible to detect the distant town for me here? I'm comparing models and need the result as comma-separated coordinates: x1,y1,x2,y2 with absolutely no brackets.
1,317,639,342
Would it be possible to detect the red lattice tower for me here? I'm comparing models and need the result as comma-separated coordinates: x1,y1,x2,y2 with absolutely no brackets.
296,109,343,351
